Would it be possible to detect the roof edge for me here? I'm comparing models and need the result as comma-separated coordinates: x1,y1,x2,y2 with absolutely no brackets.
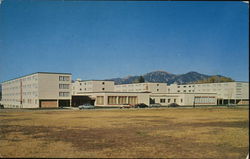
1,72,72,83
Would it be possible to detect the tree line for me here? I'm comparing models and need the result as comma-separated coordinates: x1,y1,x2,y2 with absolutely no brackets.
191,76,234,84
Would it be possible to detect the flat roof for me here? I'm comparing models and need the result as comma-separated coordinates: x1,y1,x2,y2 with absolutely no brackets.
75,91,151,94
1,72,72,83
74,80,114,82
151,92,217,95
171,81,249,85
115,82,167,85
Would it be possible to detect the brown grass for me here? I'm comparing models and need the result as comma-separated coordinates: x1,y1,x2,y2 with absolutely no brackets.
0,107,249,158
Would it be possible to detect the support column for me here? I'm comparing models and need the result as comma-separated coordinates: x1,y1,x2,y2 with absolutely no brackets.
116,96,118,105
105,96,108,105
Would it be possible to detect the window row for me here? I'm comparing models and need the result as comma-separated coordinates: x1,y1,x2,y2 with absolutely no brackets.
2,84,38,90
59,84,70,89
2,92,38,96
3,76,38,85
106,96,138,105
59,76,70,81
1,99,38,104
159,98,177,103
59,92,70,97
194,97,216,104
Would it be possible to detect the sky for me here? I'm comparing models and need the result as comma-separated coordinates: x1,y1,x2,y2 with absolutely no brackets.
0,0,249,82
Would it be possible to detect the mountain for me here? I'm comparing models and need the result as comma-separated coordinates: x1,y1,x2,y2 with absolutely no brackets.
106,71,231,85
168,71,210,84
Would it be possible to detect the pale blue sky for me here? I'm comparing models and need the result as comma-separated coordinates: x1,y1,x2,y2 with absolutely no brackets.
0,1,248,82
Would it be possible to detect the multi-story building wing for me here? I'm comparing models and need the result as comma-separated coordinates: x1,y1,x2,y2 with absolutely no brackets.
78,92,150,106
1,72,248,108
167,82,249,105
0,72,72,108
114,82,168,93
71,80,115,95
150,93,217,106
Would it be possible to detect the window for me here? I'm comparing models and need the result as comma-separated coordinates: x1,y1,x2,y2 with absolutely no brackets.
59,92,70,97
59,84,69,89
177,90,180,92
181,99,183,103
118,96,127,104
128,96,137,105
59,76,70,81
174,99,176,103
96,96,104,105
157,89,159,91
183,86,186,88
102,88,105,90
80,88,82,91
177,86,180,88
168,99,171,103
80,83,82,85
160,99,166,103
108,96,117,105
184,90,186,92
157,84,159,86
102,82,105,85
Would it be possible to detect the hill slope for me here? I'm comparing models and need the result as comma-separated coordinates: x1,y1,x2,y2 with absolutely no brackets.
106,71,232,85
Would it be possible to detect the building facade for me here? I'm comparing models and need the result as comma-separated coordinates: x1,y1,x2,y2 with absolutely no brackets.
77,92,150,106
114,82,168,93
150,93,217,106
0,72,71,108
72,80,115,95
1,72,248,108
167,82,249,105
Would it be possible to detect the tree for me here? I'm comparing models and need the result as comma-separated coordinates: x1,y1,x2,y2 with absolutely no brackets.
138,76,145,83
133,76,145,83
193,76,234,84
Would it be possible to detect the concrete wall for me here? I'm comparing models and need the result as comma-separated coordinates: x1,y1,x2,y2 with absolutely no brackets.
78,92,150,106
72,80,115,95
0,72,71,108
1,73,39,108
114,83,168,93
150,93,217,106
167,82,249,100
38,73,71,100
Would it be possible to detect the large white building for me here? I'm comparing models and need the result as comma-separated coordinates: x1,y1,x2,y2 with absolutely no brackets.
114,82,168,93
72,79,115,95
77,92,151,106
167,82,249,105
149,93,217,106
1,72,248,108
0,72,72,108
72,81,219,106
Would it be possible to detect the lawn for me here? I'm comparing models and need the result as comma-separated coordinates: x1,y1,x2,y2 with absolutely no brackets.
0,107,249,158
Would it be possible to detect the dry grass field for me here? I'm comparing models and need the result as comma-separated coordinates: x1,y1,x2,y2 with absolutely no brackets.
0,107,249,158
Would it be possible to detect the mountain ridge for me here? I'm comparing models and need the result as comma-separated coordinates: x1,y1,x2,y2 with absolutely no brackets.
106,70,232,85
